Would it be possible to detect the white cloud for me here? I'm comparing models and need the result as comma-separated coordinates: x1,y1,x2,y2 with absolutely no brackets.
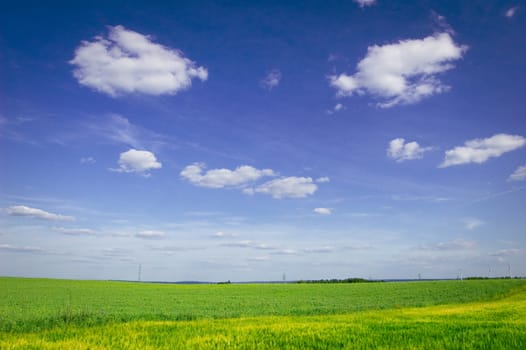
180,163,275,188
260,69,281,90
70,25,208,96
271,249,298,255
113,149,162,176
463,218,484,230
4,205,75,221
213,231,237,238
387,138,432,162
0,243,43,253
330,33,467,107
440,134,526,168
55,227,97,236
302,246,334,253
316,177,330,183
491,248,521,257
223,240,274,250
249,177,318,199
314,207,332,215
509,165,526,181
353,0,376,7
80,156,96,164
326,103,344,115
135,230,166,239
420,239,477,251
505,6,519,18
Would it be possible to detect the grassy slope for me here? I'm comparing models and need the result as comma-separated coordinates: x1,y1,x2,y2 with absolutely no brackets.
1,282,525,349
1,277,525,333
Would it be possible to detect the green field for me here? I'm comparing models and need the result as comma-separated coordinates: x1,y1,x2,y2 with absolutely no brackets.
1,277,525,349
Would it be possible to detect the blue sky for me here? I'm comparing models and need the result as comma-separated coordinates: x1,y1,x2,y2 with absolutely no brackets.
1,0,525,281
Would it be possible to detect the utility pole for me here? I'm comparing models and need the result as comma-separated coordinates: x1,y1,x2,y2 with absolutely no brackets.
138,264,142,282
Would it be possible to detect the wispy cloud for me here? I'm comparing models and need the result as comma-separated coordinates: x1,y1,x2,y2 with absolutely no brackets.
86,114,170,151
353,0,376,8
505,6,519,18
440,134,526,168
491,248,521,257
418,239,477,251
222,240,274,250
509,165,526,182
463,218,483,230
54,227,97,236
330,33,467,107
70,25,207,96
260,69,281,90
0,243,43,253
80,156,96,164
4,205,75,221
213,231,237,238
135,230,167,239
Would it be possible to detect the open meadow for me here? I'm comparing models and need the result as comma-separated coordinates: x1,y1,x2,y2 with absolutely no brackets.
1,277,525,349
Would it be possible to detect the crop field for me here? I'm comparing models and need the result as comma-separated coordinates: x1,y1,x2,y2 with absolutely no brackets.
1,278,525,349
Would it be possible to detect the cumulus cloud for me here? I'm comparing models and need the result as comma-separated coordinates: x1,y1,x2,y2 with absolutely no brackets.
135,230,166,239
4,205,75,221
509,165,526,181
260,69,281,90
113,149,162,176
330,33,467,107
70,25,208,96
248,176,318,199
505,6,519,18
55,227,97,236
463,218,484,230
354,0,376,7
440,134,526,168
387,138,432,162
180,163,275,188
314,207,332,215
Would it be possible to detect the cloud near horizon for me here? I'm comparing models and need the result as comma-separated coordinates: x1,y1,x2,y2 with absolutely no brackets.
440,134,526,168
4,205,75,221
70,25,208,96
330,33,467,107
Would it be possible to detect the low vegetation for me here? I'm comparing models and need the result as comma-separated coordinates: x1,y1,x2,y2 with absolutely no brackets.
1,277,525,348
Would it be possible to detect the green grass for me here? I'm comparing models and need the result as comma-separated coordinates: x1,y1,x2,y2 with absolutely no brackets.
1,277,525,349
